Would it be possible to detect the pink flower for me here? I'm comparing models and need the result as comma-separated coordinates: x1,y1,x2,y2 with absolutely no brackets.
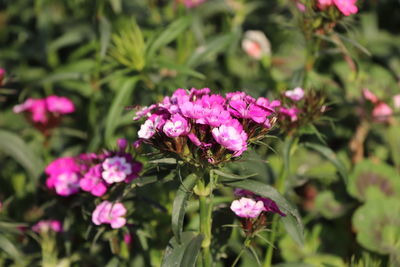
333,0,358,16
372,102,393,122
0,68,5,85
32,220,63,233
45,95,75,114
137,119,156,139
230,197,265,218
124,233,133,245
92,201,127,229
102,156,133,184
393,94,400,110
280,107,300,122
133,104,157,121
80,164,108,197
163,114,191,137
362,89,379,104
45,157,81,196
212,120,248,156
242,31,271,60
285,87,305,101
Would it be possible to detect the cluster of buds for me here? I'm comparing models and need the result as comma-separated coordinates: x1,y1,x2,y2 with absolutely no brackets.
134,88,279,166
278,87,326,135
13,95,75,135
230,189,286,235
45,139,142,197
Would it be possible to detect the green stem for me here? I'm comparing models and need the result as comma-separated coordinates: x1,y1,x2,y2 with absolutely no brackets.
197,179,212,267
263,136,296,267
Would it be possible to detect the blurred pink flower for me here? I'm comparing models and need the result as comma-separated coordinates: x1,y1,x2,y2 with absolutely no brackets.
0,68,5,85
285,87,305,101
45,95,75,114
318,0,358,16
45,157,82,197
372,102,393,122
80,164,108,197
92,201,127,229
280,107,300,122
230,197,265,218
242,30,271,60
32,220,63,233
362,89,379,104
393,94,400,109
182,0,206,8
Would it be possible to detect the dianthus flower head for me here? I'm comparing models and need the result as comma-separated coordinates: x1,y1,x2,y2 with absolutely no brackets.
92,201,127,229
285,87,305,101
80,164,108,196
102,156,133,184
133,88,278,165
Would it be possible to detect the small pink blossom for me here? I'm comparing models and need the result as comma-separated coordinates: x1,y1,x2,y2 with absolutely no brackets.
362,89,379,104
137,119,156,139
80,164,108,197
230,197,265,218
393,94,400,109
285,87,305,101
32,220,63,233
242,31,271,60
372,102,393,122
45,95,75,114
333,0,358,16
45,157,81,196
102,156,133,184
163,114,191,137
280,107,300,122
92,201,127,229
182,0,206,8
133,104,156,121
0,68,5,85
211,120,247,156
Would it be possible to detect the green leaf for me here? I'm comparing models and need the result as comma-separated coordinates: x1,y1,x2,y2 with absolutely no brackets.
172,174,198,243
303,142,348,184
214,169,257,181
187,33,236,67
161,232,204,267
147,17,191,60
224,179,304,245
0,234,24,262
104,77,139,145
99,16,112,60
0,130,43,180
148,158,178,165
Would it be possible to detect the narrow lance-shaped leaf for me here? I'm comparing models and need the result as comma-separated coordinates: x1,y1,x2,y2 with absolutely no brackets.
0,130,43,181
303,142,348,184
162,232,204,267
104,77,139,145
172,174,198,243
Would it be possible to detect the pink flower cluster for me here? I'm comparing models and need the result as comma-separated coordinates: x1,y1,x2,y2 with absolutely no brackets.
13,95,75,125
362,89,393,123
32,220,63,233
92,201,127,229
230,189,286,218
135,88,279,165
45,139,142,197
318,0,358,16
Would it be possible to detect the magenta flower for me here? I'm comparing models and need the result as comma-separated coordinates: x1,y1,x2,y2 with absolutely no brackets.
230,197,265,218
280,107,300,122
181,0,206,8
45,157,81,197
163,113,191,137
80,164,108,197
318,0,358,16
102,156,133,184
258,197,286,217
32,220,63,233
284,87,305,101
92,201,127,229
138,119,157,139
45,95,75,114
0,68,5,85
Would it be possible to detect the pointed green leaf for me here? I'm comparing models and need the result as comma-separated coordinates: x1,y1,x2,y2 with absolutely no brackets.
104,77,139,145
172,174,198,243
303,142,348,184
0,130,43,180
99,16,112,59
162,232,204,267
